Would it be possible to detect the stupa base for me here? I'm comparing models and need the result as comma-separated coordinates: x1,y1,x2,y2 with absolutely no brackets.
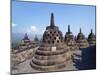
30,59,76,71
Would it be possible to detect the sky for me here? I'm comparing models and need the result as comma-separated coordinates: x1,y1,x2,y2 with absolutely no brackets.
12,0,96,38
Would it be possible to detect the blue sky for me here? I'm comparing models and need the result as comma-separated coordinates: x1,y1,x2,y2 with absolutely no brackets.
12,1,96,37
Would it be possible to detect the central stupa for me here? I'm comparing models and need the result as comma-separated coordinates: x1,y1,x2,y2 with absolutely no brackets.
30,13,71,71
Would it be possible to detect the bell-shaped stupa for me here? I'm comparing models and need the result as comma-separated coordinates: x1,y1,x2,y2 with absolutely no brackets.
88,29,96,46
64,25,79,51
18,33,31,50
34,35,39,43
76,28,89,48
18,33,36,52
30,13,73,71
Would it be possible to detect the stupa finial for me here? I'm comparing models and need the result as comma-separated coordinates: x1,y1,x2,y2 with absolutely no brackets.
50,13,55,27
24,33,28,38
91,29,93,34
80,28,82,33
68,25,70,33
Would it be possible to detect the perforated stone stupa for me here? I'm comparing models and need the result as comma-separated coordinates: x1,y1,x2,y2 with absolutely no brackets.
64,25,79,51
76,28,89,48
30,13,73,71
88,29,96,46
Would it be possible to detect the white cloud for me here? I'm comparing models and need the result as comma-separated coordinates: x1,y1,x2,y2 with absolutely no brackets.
30,26,38,32
12,23,17,27
27,25,38,33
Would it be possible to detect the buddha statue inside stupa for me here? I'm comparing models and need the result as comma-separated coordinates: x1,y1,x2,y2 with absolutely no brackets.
88,29,96,46
76,28,89,48
30,13,75,71
64,25,79,51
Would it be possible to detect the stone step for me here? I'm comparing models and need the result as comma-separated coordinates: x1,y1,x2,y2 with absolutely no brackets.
35,49,67,56
34,53,67,60
31,56,67,66
36,48,67,55
30,60,67,71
